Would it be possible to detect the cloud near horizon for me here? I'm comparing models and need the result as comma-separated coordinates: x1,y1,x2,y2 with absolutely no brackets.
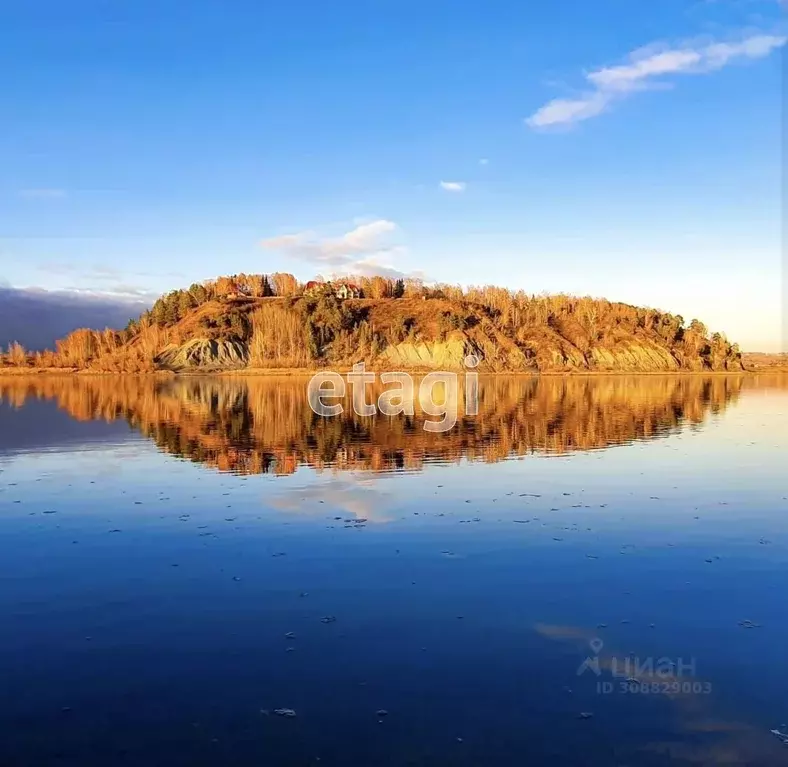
260,219,417,279
17,188,67,199
526,32,787,128
440,181,466,192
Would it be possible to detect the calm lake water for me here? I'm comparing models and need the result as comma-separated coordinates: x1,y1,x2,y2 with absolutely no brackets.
1,374,787,766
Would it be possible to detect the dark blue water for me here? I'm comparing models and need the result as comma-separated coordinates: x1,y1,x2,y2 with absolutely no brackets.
1,375,787,765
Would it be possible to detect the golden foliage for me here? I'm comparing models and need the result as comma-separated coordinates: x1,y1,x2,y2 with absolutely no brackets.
0,272,744,372
248,303,312,368
0,374,764,475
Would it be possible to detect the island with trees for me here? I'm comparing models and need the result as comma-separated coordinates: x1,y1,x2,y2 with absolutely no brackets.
0,272,745,373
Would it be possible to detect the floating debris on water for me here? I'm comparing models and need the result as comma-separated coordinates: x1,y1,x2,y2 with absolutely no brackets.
738,619,761,629
770,727,788,745
273,708,297,718
578,712,594,720
376,709,389,718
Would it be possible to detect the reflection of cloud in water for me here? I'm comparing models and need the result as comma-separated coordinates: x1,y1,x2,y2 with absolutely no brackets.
270,477,395,523
534,622,785,764
533,623,593,642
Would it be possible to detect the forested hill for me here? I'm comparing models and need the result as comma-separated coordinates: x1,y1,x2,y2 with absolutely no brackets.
0,273,744,373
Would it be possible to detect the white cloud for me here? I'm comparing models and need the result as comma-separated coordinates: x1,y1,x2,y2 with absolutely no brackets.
261,219,396,265
526,32,786,128
18,188,67,199
440,181,467,192
261,219,415,278
333,253,418,280
526,91,611,128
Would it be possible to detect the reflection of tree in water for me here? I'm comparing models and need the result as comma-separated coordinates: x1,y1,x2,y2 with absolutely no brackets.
0,374,759,475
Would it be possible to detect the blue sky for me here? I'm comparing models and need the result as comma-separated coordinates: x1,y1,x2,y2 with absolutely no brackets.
1,0,785,350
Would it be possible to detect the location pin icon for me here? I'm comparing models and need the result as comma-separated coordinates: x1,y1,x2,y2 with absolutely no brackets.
589,638,604,655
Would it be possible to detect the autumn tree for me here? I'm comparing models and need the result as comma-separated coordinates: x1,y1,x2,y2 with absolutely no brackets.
270,272,298,296
7,342,27,366
55,329,99,367
247,273,272,297
368,276,388,299
178,290,197,316
189,283,209,304
215,275,238,297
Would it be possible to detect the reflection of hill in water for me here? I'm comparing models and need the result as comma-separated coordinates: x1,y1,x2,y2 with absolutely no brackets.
0,374,756,474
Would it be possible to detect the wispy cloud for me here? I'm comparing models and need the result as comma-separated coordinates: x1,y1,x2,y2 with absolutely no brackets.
526,32,786,128
261,219,415,279
35,264,161,299
41,263,123,278
18,188,67,199
61,284,161,300
479,158,489,166
440,181,467,192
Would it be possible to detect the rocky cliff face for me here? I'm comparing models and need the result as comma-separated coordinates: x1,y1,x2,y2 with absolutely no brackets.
152,331,744,373
380,338,485,369
155,339,248,371
379,335,743,372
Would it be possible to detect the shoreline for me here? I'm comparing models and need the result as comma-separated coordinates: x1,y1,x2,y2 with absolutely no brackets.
2,366,786,377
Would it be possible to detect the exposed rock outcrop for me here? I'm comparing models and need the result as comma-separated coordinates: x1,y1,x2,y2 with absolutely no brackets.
155,338,248,371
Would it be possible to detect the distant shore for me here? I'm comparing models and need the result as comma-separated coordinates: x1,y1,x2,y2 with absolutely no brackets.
1,365,786,377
